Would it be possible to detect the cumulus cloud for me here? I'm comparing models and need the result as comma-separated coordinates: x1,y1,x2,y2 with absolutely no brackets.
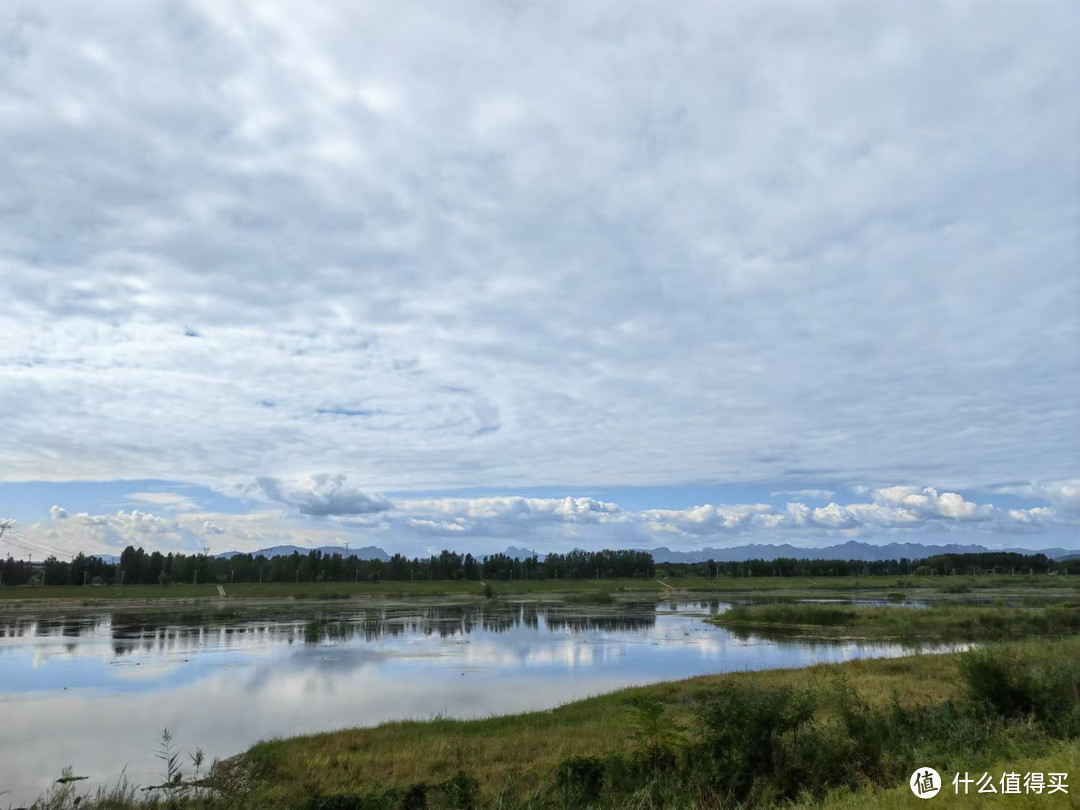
1002,480,1080,513
253,474,391,516
380,488,1073,547
4,482,1076,560
870,486,988,520
20,509,203,557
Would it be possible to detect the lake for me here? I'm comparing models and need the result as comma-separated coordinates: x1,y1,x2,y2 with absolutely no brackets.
0,597,926,804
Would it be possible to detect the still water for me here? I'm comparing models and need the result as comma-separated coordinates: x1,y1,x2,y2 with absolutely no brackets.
1,598,921,803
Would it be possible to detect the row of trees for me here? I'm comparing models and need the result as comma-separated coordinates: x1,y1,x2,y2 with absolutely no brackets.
657,551,1069,579
1,548,1074,588
0,547,657,587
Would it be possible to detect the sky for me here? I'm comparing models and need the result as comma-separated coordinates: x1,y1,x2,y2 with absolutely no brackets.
1,1,1078,560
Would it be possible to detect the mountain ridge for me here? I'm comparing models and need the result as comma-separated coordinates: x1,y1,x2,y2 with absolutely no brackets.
199,541,1077,564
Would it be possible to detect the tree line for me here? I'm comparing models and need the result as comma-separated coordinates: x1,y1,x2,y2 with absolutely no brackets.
0,547,1074,588
0,547,656,587
657,551,1073,579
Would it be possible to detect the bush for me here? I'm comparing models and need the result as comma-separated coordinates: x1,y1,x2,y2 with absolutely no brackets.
960,648,1040,718
435,772,479,810
692,682,814,801
556,755,607,804
960,647,1080,735
721,603,856,627
942,583,972,594
564,590,613,605
626,696,681,773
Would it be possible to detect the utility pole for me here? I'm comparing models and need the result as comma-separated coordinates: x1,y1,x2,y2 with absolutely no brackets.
0,522,7,586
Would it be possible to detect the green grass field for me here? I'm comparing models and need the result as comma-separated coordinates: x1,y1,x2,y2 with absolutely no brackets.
222,636,1080,808
19,577,1080,809
2,573,1076,604
713,601,1080,640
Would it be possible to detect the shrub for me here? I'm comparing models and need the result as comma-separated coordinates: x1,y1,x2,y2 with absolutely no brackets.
959,645,1080,735
626,696,681,774
960,648,1040,718
435,772,480,810
692,682,814,801
564,590,613,605
556,755,607,804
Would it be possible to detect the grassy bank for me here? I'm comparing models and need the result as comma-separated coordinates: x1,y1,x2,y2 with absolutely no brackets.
228,637,1080,808
713,601,1080,641
3,573,1076,604
26,636,1080,808
229,650,968,803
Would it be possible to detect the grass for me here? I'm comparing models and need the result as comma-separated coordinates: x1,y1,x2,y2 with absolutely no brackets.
3,573,1076,604
713,601,1080,640
17,579,1080,808
29,637,1080,807
798,741,1080,809
563,589,615,605
213,637,1079,808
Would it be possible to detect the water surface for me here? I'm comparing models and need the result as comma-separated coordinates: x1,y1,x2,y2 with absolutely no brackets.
1,598,924,803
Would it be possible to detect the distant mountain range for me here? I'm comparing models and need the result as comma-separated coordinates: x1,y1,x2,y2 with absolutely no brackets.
643,541,1078,563
228,541,1077,563
215,544,390,561
84,541,1078,565
503,546,543,560
504,541,1078,563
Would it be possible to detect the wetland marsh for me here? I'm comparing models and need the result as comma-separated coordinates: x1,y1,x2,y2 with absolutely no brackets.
2,575,1077,808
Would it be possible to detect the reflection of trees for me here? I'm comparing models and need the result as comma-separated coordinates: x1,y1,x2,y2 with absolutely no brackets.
544,604,657,633
0,615,109,639
297,604,657,644
9,602,659,653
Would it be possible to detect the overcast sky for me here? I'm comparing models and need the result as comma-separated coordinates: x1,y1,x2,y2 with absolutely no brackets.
1,1,1077,559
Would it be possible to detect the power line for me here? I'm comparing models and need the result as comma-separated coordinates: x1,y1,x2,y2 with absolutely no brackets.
1,532,77,560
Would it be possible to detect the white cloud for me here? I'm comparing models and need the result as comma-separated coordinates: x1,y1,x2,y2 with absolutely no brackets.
127,492,200,511
4,481,1076,560
996,480,1080,513
772,489,836,501
0,1,1075,500
20,509,202,557
870,486,988,520
252,474,391,516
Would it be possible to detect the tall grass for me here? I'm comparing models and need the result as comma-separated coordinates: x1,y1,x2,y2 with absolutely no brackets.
106,638,1070,809
716,601,1080,640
